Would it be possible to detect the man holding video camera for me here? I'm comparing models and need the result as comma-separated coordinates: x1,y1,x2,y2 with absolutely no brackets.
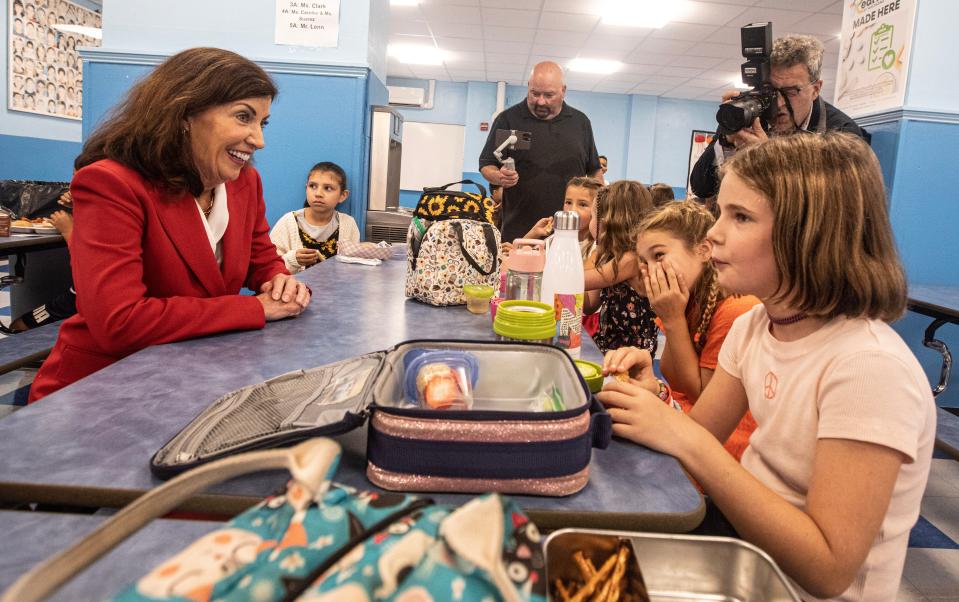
479,61,602,243
690,33,867,199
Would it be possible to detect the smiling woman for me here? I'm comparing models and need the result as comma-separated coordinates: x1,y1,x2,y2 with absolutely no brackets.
28,48,312,402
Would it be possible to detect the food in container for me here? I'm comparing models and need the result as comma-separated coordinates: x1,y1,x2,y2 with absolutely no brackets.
545,529,801,601
463,284,495,314
575,360,604,394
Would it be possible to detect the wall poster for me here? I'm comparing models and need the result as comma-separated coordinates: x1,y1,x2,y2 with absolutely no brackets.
835,0,917,118
7,0,101,120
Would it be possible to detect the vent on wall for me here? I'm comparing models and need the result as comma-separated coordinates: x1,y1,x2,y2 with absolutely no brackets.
387,85,425,107
367,224,409,244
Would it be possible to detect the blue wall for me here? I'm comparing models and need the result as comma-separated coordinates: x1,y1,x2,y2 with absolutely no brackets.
0,134,80,181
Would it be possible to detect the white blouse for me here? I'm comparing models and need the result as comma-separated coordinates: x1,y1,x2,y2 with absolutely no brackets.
195,183,229,266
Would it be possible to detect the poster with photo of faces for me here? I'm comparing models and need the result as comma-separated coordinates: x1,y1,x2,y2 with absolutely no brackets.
8,0,101,120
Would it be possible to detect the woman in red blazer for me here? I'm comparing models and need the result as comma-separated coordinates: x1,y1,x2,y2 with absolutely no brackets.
29,48,311,401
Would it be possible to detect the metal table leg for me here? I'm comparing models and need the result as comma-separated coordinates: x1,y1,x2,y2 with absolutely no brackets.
923,318,952,397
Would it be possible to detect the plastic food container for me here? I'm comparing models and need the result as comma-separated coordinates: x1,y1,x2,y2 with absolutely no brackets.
575,360,604,393
545,528,800,601
403,349,479,410
493,300,555,344
463,284,495,314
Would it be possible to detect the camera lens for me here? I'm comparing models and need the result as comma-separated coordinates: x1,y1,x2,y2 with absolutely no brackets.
717,96,763,132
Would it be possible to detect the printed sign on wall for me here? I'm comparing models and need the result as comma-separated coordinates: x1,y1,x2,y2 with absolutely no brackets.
274,0,340,47
835,0,917,118
7,0,101,120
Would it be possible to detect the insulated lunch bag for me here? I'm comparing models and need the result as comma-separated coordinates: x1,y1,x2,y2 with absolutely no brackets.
150,340,612,497
405,180,501,306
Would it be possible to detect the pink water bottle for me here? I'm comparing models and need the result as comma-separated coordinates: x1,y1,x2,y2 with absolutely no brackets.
505,239,546,301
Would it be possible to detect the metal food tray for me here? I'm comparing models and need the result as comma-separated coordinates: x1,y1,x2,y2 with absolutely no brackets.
544,528,800,601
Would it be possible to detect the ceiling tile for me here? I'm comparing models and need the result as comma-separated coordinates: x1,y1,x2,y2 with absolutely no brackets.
447,50,486,64
732,8,813,30
651,22,721,42
624,50,679,66
674,1,749,26
670,55,724,69
481,40,532,54
430,22,484,39
789,13,843,36
635,37,695,55
582,33,643,52
531,44,581,58
480,0,542,8
485,51,529,65
753,0,835,11
705,26,745,45
538,11,601,32
821,1,844,15
685,42,740,59
593,81,640,94
642,74,695,87
542,0,605,14
482,8,540,28
419,4,482,24
483,26,538,41
617,63,663,76
688,0,755,5
662,66,708,78
435,37,485,51
535,29,590,46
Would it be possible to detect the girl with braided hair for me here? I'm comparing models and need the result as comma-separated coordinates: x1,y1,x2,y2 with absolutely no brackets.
634,201,759,460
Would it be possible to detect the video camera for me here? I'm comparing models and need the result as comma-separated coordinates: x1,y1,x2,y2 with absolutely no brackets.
716,22,778,139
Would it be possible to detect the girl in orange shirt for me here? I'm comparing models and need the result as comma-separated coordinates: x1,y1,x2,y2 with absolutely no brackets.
633,201,759,460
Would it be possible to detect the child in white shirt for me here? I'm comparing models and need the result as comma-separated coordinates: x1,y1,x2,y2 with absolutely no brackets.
270,161,359,273
599,133,935,601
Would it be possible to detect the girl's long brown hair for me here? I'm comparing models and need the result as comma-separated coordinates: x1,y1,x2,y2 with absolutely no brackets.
636,201,722,353
593,180,654,280
76,47,277,197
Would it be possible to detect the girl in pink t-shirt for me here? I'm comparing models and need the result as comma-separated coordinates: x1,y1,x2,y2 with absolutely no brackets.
599,133,935,601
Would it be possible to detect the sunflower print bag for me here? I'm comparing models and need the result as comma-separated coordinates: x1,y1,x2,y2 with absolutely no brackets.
413,180,496,225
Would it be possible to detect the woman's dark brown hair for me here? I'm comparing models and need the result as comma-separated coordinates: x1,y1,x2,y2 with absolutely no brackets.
76,47,277,196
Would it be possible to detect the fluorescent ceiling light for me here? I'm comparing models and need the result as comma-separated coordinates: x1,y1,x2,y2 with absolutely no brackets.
388,44,445,66
601,0,685,29
731,77,750,90
569,58,621,75
53,23,102,40
390,0,419,5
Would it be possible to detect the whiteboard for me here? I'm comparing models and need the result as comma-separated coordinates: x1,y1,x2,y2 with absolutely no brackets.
399,122,466,192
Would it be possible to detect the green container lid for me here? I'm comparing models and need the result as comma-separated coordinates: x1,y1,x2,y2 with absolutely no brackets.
575,360,604,393
463,284,495,299
493,300,556,341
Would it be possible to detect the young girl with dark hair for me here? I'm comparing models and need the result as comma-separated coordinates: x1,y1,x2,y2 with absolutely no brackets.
269,161,359,273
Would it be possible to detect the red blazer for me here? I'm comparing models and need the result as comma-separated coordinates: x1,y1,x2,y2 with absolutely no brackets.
29,160,288,401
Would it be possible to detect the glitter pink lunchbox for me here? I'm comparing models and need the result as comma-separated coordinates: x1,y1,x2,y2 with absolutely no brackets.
152,340,612,496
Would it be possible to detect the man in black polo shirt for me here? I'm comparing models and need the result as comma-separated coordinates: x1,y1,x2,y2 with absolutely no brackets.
479,61,602,242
